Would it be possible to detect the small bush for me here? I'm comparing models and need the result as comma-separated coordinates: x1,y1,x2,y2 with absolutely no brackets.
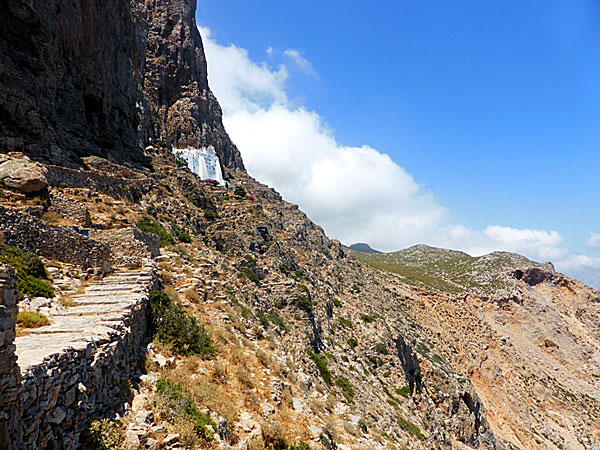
136,217,174,247
268,310,289,332
203,209,218,220
155,379,216,442
337,317,353,328
146,205,157,216
335,377,355,403
347,337,358,349
80,418,121,450
360,314,376,323
308,350,332,385
256,310,270,329
239,267,260,285
234,186,247,198
171,223,191,243
332,298,341,307
397,416,425,440
295,295,312,314
175,156,188,168
17,311,50,328
396,386,411,398
375,343,389,355
261,421,287,450
148,290,216,358
290,441,311,450
0,244,53,299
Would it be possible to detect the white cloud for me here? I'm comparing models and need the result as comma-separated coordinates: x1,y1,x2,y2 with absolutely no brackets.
199,26,600,287
266,46,274,56
283,49,318,77
587,231,600,247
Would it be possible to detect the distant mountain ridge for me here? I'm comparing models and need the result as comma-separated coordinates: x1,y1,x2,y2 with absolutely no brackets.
354,243,554,297
346,242,382,254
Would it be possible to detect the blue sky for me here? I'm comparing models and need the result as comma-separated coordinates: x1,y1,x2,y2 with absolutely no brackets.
196,1,600,286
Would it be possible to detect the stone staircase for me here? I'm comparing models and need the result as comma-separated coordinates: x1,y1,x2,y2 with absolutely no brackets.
15,260,156,372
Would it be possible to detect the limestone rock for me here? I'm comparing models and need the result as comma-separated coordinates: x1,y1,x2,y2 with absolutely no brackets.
0,159,48,193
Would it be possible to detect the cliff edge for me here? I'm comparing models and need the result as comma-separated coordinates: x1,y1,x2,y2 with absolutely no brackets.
0,0,244,170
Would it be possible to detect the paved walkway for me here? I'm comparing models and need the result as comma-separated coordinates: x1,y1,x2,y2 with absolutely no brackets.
15,260,155,371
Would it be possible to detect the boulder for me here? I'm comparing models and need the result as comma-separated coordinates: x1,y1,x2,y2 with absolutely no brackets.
0,159,48,193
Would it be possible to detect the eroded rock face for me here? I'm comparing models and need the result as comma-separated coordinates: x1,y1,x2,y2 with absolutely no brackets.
0,0,244,170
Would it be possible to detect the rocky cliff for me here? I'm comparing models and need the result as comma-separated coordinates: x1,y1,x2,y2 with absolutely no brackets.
0,0,244,170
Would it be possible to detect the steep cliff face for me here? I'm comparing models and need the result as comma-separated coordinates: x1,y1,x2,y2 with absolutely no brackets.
0,0,244,170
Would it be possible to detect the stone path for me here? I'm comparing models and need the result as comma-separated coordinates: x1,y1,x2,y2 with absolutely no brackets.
14,260,155,372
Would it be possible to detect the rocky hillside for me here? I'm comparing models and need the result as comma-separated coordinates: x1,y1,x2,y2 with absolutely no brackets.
0,0,243,169
353,244,555,298
0,1,599,449
357,245,600,449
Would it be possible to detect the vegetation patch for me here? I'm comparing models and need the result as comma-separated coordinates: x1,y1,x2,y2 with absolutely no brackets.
308,350,332,385
347,337,358,349
335,376,355,403
171,223,191,243
337,317,353,328
295,294,313,314
397,416,425,440
375,343,389,355
239,267,260,285
155,379,217,442
136,217,174,247
80,418,121,450
0,244,54,300
148,290,216,358
360,314,376,323
17,311,50,328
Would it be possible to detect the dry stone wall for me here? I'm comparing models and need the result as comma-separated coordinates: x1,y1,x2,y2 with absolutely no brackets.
0,265,20,446
0,206,110,272
0,261,157,449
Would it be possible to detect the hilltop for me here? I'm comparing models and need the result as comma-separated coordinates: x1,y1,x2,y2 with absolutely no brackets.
352,244,555,298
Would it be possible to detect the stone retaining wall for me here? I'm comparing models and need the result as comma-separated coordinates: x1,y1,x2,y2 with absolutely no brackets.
46,165,154,202
96,227,160,268
0,263,157,449
0,265,20,445
0,206,110,272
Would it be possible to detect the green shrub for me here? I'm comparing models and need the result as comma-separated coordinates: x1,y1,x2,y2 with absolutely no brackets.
335,376,355,403
295,295,312,314
268,310,289,332
17,311,50,328
148,290,216,358
397,416,425,440
234,186,247,198
171,223,191,243
203,209,218,220
175,156,188,168
383,371,391,378
308,350,332,385
360,314,376,323
396,386,411,398
146,205,157,216
347,337,358,349
290,441,311,450
156,379,216,441
332,298,341,307
0,244,53,300
338,317,353,328
239,267,260,285
80,418,121,450
375,343,389,355
256,310,270,329
136,217,174,247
